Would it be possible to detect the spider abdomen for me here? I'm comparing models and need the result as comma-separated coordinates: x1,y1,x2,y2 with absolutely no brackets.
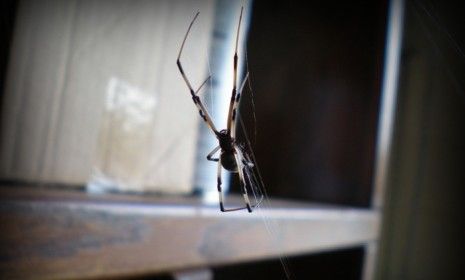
221,151,238,172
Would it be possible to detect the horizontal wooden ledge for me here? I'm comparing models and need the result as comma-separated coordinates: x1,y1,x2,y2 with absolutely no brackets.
0,186,380,279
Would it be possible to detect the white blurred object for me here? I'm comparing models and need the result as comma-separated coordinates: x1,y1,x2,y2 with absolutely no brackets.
173,268,213,280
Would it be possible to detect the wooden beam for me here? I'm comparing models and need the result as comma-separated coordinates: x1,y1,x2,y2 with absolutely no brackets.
0,187,379,279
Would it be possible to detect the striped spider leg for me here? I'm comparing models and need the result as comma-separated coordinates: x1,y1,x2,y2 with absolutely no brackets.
177,7,261,212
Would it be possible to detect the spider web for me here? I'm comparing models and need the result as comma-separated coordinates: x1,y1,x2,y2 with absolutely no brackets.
235,48,293,280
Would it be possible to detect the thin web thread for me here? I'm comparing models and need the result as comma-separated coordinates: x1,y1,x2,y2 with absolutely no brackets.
238,115,293,280
244,49,258,145
206,38,214,116
413,0,465,61
410,0,465,104
238,45,293,278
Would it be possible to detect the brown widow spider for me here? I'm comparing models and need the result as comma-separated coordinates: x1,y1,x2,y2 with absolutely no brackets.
177,7,262,212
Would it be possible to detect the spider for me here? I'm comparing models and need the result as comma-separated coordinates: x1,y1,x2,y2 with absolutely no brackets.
177,7,262,212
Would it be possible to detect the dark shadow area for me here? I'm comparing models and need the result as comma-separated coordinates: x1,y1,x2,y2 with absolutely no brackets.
232,1,388,208
213,247,364,280
140,247,364,280
0,0,17,99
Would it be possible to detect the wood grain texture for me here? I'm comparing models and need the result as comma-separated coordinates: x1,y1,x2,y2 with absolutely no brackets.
0,187,379,279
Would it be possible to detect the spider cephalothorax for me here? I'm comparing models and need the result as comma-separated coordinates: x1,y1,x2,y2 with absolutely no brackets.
177,7,262,212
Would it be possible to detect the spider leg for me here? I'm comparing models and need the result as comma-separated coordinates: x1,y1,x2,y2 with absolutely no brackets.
217,159,226,212
229,72,249,139
207,145,220,162
226,7,245,137
214,147,263,212
177,12,218,134
234,146,253,212
216,158,249,212
235,145,264,211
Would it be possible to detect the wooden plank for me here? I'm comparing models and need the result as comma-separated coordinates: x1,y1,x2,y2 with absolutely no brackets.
0,187,379,279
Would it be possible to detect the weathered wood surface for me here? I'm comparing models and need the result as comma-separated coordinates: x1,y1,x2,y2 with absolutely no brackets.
0,187,380,279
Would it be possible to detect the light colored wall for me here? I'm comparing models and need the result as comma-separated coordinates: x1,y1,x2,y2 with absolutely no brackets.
0,0,215,193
